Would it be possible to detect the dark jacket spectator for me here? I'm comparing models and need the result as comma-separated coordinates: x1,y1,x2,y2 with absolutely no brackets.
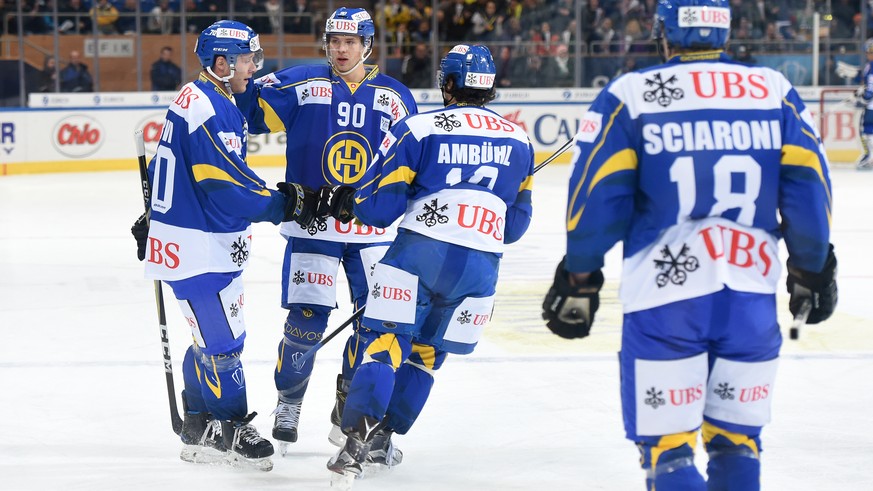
60,50,93,92
58,0,91,34
150,46,182,91
284,0,313,34
37,55,58,93
401,43,433,89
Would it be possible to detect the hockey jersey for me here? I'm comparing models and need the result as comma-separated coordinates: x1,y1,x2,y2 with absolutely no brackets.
862,60,873,106
144,74,287,281
353,104,535,254
565,51,832,313
237,63,418,243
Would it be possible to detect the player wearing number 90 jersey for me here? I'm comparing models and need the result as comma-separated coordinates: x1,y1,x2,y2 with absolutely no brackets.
550,0,834,489
235,7,418,451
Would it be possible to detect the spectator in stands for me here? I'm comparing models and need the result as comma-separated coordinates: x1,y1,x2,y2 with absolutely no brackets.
238,0,268,35
182,0,213,34
284,0,313,34
471,1,503,42
90,0,119,34
115,0,138,35
442,0,473,42
590,16,620,54
613,56,637,79
495,45,516,88
549,0,573,34
401,42,432,89
622,17,652,53
148,0,175,34
411,13,434,44
551,42,574,87
734,44,757,65
23,0,52,34
58,0,91,34
150,46,182,91
510,48,556,87
383,0,414,41
37,55,58,93
60,50,93,92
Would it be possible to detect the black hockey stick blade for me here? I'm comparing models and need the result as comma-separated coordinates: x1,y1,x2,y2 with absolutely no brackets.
135,130,183,435
789,298,813,341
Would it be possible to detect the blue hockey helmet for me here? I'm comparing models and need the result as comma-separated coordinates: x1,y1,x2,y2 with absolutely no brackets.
195,20,263,71
323,7,375,50
438,44,496,91
653,0,731,50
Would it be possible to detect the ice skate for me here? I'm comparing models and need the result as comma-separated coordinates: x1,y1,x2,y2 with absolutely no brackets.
221,413,274,472
366,427,402,469
327,416,381,488
328,374,348,447
179,412,226,464
271,399,301,456
857,156,873,171
327,433,367,489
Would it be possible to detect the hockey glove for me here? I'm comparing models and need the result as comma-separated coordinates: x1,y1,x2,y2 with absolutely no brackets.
317,185,356,224
542,257,604,339
131,212,149,261
786,243,838,324
277,182,318,228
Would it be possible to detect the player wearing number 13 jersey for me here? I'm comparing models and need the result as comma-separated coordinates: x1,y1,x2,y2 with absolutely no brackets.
541,1,837,490
235,7,417,452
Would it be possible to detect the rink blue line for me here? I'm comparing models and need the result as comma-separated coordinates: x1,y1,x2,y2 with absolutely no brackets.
2,352,872,368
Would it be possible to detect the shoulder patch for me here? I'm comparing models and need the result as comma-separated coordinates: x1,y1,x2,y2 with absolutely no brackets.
168,83,215,134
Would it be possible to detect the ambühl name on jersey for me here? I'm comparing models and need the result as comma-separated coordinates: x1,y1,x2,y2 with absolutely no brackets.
437,142,513,166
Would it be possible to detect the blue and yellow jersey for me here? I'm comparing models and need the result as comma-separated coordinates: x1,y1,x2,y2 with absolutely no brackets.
354,104,535,253
565,52,832,312
144,74,287,281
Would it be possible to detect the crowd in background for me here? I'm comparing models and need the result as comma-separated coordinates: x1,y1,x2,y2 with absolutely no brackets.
5,0,872,90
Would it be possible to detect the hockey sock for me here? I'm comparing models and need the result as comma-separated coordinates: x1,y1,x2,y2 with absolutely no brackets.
341,360,396,431
197,348,248,421
182,346,208,413
274,306,329,400
703,421,761,491
637,431,706,491
384,362,435,434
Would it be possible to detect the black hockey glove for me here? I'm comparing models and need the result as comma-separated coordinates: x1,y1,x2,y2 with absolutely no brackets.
277,182,318,228
542,257,604,339
786,243,838,324
130,212,149,261
317,185,356,224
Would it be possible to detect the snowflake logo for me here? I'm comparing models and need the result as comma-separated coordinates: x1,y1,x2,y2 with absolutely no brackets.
229,303,239,317
300,87,309,102
230,236,249,266
465,73,478,87
644,387,666,409
371,283,381,299
301,215,328,236
653,244,699,287
292,271,305,285
378,94,389,106
681,9,697,26
643,72,684,107
416,199,450,227
434,113,461,132
714,383,735,400
457,310,472,324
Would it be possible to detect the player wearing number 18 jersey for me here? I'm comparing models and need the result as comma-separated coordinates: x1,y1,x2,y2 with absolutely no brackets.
541,0,837,489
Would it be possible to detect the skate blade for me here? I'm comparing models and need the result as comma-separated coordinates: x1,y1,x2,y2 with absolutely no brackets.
225,452,274,472
330,471,357,490
278,442,290,457
180,445,227,465
328,425,346,447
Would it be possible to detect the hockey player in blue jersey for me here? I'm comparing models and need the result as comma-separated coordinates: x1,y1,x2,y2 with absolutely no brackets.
319,44,535,487
130,20,318,471
855,39,873,170
541,1,838,490
235,7,418,454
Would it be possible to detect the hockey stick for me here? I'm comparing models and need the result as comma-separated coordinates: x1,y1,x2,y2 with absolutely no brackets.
534,137,575,173
291,137,577,371
788,298,813,341
291,306,364,371
135,130,184,435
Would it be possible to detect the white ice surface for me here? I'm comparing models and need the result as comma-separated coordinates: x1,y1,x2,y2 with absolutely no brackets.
1,165,871,490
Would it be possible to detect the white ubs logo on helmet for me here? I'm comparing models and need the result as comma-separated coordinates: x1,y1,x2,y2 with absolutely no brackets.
677,7,730,29
449,45,470,55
